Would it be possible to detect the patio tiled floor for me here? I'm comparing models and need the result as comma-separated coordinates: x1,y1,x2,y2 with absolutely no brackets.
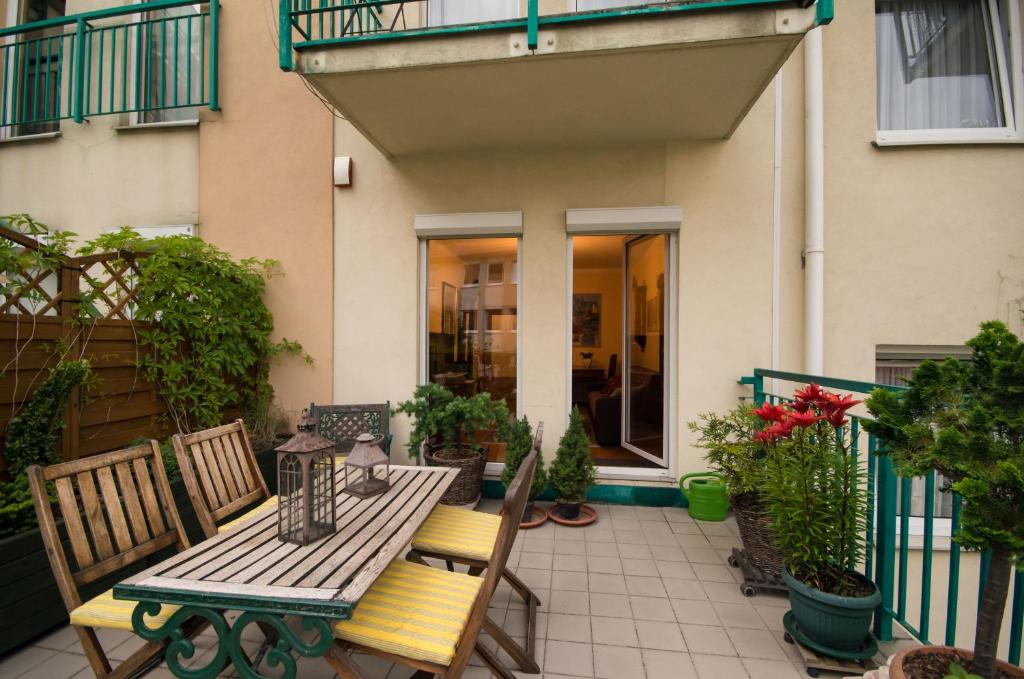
0,501,859,678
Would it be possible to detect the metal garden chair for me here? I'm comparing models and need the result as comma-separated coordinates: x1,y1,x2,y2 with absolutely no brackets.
310,402,393,457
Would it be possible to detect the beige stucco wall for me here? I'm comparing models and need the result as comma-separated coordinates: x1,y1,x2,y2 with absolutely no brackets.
0,0,198,240
197,0,334,423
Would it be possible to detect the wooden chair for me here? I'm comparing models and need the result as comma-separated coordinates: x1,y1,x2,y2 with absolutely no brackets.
172,419,274,539
325,430,541,679
405,424,545,672
26,442,205,679
310,402,393,456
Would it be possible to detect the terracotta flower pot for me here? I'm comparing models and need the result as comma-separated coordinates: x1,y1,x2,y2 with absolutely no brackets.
888,646,1024,679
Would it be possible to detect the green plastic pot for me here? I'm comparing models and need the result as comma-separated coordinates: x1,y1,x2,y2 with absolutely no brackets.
679,472,729,521
783,569,880,652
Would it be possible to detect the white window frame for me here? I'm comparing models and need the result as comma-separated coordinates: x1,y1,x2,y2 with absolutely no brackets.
876,0,1024,146
426,0,519,27
127,1,202,128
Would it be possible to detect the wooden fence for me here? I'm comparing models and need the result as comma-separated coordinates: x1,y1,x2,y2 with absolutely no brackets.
0,226,168,476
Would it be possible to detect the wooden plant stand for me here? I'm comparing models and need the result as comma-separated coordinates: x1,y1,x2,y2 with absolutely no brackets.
728,547,788,598
546,504,598,526
782,611,880,678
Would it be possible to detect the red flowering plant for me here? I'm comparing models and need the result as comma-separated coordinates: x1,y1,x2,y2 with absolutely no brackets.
758,384,873,597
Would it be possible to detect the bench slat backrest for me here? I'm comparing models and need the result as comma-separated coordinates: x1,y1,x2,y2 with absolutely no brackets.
27,442,189,611
173,419,270,539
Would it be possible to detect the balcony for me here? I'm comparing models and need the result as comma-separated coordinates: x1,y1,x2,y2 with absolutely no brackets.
0,0,219,138
281,0,832,156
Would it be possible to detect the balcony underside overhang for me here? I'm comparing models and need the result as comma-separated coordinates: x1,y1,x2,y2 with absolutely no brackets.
296,3,819,157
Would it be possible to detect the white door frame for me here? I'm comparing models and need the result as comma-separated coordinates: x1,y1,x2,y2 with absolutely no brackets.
564,206,681,481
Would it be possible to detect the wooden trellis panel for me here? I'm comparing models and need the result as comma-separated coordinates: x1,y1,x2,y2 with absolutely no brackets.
0,227,168,476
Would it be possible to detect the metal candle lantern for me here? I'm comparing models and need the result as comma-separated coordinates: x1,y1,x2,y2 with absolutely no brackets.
343,433,390,499
276,410,337,545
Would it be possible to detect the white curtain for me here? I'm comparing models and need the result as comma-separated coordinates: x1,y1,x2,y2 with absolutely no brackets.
576,0,663,9
145,6,202,123
876,0,1005,130
427,0,519,27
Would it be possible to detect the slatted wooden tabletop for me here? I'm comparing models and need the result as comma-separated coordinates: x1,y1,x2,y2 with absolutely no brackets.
114,465,458,619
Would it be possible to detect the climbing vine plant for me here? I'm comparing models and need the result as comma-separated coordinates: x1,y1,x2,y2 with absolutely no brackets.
79,228,308,434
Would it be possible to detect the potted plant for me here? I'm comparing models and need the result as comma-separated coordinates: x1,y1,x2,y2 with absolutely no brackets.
397,383,509,506
499,415,548,526
549,407,596,522
866,321,1024,679
760,383,880,654
689,403,785,578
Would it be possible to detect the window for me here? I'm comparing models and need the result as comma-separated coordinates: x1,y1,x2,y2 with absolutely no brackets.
876,345,972,532
574,0,666,10
426,238,519,417
133,2,203,125
1,0,67,138
876,0,1024,144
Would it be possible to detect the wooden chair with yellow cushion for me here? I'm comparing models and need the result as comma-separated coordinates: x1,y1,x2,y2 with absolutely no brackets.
172,419,275,539
27,442,206,679
324,430,541,679
405,424,545,672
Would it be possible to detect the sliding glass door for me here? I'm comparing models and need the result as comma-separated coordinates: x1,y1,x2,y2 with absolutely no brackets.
622,234,667,466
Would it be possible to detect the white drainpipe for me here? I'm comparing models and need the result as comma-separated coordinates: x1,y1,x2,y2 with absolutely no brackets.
804,27,825,375
772,72,783,385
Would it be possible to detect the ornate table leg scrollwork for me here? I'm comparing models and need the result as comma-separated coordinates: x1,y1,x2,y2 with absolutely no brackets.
130,602,231,679
130,601,334,679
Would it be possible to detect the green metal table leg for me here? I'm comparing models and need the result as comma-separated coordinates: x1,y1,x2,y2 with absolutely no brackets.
130,602,334,679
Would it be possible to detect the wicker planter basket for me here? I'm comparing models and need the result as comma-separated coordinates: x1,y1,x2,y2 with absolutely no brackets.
424,443,487,506
732,493,784,578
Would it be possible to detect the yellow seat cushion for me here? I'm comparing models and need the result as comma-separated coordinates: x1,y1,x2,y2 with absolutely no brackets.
334,560,482,666
411,505,501,562
218,496,278,533
70,589,181,632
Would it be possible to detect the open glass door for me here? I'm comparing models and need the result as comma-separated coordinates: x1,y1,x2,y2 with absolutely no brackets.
622,235,667,466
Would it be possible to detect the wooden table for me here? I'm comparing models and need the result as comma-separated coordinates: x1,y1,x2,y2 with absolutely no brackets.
114,465,457,679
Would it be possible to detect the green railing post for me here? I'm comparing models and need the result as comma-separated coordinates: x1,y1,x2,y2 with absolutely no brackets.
919,470,935,642
527,0,539,51
280,0,294,71
874,455,897,642
1009,571,1024,666
752,371,765,406
209,0,220,110
945,496,962,646
73,17,86,123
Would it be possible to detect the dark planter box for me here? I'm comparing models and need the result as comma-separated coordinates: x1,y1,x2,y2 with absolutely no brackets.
0,446,277,657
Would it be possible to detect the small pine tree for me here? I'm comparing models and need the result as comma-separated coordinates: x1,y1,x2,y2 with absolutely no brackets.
549,408,595,503
499,415,547,501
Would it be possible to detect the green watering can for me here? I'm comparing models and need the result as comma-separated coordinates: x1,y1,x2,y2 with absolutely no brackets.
679,472,729,522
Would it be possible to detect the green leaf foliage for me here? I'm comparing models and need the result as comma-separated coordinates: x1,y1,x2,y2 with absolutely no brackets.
499,415,547,500
5,360,91,477
549,408,595,504
0,214,75,324
0,474,52,539
78,229,308,433
396,383,509,459
865,321,1024,558
688,404,764,499
945,662,983,679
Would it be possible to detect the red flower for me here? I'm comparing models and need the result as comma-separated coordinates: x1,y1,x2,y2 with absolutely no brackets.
768,418,797,439
826,410,848,429
753,403,787,422
754,430,777,444
791,400,811,414
794,383,825,405
822,393,862,413
788,410,822,428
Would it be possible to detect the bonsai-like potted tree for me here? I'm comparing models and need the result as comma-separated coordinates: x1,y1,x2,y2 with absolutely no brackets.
499,415,548,526
397,383,509,505
866,321,1024,679
690,402,785,580
549,407,596,521
761,384,880,655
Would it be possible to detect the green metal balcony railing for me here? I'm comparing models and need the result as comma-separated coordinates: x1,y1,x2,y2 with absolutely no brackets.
0,0,219,136
278,0,835,71
741,368,1024,664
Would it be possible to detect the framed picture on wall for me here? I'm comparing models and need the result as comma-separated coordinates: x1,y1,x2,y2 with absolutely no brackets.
572,293,602,347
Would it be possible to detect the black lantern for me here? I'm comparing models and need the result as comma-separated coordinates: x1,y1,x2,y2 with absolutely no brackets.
343,433,390,499
276,410,336,545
